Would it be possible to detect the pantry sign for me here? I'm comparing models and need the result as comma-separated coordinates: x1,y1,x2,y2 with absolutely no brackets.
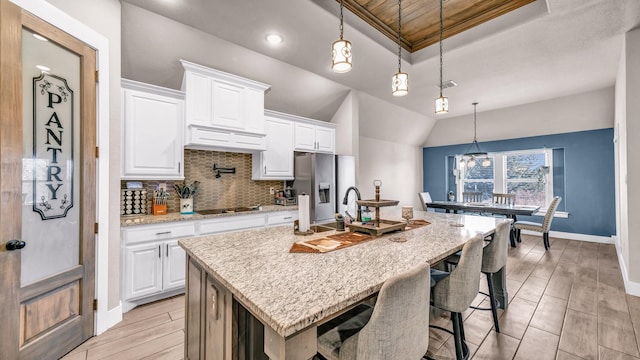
32,73,74,220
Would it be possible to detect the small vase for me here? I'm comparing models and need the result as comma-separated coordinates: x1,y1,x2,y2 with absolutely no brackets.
180,198,193,214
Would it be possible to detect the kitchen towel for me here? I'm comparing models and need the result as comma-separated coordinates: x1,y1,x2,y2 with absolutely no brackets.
298,194,310,232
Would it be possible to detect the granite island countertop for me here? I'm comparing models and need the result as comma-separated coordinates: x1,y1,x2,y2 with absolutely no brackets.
179,210,510,339
120,204,298,226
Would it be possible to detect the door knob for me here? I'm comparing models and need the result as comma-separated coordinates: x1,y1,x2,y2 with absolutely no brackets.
6,240,26,251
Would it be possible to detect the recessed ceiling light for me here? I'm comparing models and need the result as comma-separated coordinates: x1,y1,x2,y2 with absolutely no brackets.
265,33,283,45
36,65,50,72
33,33,49,42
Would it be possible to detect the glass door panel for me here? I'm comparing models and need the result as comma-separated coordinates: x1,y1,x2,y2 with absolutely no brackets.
21,28,81,286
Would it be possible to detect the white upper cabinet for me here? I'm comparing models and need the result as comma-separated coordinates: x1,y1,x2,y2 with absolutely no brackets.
121,79,185,180
294,118,335,154
180,60,271,152
252,110,295,180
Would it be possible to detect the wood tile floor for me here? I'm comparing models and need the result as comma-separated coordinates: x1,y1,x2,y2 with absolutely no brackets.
62,234,640,360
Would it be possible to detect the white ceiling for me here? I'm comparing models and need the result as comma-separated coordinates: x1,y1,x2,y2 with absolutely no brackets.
120,0,639,138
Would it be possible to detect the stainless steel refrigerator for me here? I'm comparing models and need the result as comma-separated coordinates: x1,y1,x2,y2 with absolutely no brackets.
293,153,335,223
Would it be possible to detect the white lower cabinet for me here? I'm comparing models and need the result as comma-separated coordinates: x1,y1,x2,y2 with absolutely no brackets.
163,240,186,291
122,210,298,311
122,222,196,312
199,213,266,235
124,242,163,300
267,210,298,226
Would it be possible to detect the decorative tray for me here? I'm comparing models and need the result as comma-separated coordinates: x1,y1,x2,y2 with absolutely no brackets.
348,219,407,236
356,199,399,207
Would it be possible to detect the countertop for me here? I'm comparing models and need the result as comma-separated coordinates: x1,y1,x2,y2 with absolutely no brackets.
179,210,510,338
120,204,298,227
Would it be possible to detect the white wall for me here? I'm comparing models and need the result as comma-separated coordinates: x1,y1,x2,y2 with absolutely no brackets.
46,0,122,310
332,90,359,157
358,137,423,216
358,92,434,146
615,36,628,275
425,87,615,147
624,27,640,284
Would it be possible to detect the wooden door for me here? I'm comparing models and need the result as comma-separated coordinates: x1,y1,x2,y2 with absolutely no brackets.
0,1,97,359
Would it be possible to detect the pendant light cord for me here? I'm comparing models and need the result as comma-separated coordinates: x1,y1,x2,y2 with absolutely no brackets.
439,0,444,97
473,103,478,142
339,0,344,40
397,0,402,72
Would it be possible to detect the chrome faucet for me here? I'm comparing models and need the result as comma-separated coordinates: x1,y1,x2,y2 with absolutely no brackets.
342,186,362,222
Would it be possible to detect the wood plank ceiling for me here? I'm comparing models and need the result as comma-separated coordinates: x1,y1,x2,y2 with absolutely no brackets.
340,0,536,52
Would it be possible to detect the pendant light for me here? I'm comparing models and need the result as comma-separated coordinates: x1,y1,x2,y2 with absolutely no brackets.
459,102,490,168
392,0,408,96
332,0,352,73
434,0,448,113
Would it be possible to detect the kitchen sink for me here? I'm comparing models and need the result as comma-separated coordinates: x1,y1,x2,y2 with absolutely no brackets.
309,221,343,233
197,207,259,215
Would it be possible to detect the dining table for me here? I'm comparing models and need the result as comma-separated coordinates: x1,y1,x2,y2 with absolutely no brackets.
179,209,511,360
425,201,540,247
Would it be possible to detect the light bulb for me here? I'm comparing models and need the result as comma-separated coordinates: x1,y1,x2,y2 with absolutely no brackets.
481,156,491,167
467,157,476,168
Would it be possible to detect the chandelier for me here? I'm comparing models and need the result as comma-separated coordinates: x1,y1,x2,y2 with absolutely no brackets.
460,102,490,168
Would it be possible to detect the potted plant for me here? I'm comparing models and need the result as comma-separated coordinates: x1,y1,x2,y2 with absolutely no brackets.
174,181,199,214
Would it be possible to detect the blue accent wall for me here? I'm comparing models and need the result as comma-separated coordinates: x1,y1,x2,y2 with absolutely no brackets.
423,129,615,237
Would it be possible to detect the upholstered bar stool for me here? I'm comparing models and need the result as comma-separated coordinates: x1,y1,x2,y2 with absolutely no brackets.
317,263,430,360
430,235,484,360
514,196,562,250
479,221,510,332
444,221,509,333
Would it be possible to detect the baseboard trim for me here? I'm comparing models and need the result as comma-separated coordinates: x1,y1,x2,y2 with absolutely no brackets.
521,230,614,244
100,302,123,335
614,240,640,296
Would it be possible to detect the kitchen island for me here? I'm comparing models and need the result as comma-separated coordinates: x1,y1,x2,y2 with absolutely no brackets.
179,210,510,360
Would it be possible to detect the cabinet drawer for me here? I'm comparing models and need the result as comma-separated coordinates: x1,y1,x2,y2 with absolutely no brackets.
190,126,233,147
266,211,298,226
199,214,266,235
233,132,265,148
124,222,196,244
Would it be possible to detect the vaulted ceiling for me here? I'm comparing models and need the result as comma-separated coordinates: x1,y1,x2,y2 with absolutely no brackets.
341,0,535,52
120,0,640,145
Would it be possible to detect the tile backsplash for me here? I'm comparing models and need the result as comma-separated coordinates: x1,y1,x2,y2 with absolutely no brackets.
121,150,283,214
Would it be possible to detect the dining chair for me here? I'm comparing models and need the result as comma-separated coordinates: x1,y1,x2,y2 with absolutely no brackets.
514,196,562,250
462,191,482,203
418,192,433,211
492,193,516,206
317,263,430,360
430,235,484,360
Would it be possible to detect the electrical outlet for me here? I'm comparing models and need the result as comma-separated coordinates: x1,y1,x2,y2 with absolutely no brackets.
158,183,167,192
270,187,275,195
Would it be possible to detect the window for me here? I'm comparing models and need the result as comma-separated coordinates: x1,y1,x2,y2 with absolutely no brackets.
457,149,553,208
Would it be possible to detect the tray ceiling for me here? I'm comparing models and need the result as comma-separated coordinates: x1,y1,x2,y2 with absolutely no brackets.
341,0,536,52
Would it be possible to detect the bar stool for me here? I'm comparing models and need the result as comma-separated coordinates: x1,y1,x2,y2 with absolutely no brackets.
443,221,509,333
317,263,430,360
430,235,484,360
